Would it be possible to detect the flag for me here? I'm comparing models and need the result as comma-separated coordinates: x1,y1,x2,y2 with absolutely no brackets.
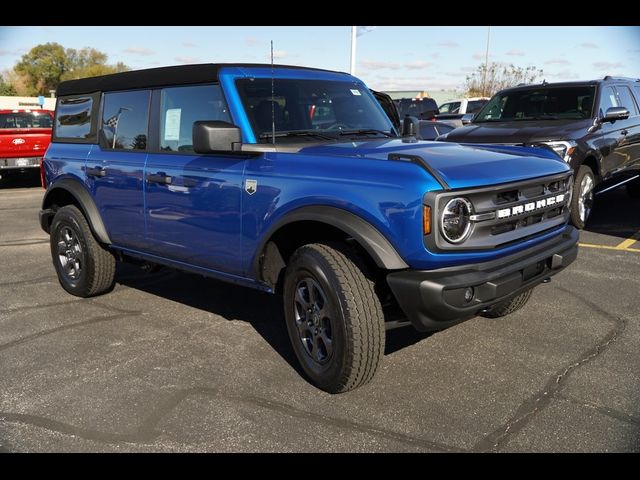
104,114,119,128
356,26,376,37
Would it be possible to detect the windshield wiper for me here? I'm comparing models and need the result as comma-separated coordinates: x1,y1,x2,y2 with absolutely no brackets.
337,129,394,138
259,130,336,140
514,115,560,121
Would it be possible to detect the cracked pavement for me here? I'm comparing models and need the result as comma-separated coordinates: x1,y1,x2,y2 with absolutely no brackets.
1,176,639,452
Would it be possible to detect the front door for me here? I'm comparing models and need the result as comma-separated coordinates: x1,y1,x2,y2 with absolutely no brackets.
143,84,246,275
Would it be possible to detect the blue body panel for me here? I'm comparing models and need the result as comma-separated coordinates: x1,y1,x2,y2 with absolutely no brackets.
43,65,573,289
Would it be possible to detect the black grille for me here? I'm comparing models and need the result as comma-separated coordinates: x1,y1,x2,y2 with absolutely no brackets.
425,172,572,251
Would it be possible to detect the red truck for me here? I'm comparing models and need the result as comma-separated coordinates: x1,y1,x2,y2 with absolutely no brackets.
0,109,54,183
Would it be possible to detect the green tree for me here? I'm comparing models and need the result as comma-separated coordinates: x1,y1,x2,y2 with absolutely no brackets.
464,63,544,97
0,73,17,95
12,43,130,96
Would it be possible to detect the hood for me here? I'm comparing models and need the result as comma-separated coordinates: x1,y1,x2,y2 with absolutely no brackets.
299,139,569,190
444,119,591,144
0,128,52,158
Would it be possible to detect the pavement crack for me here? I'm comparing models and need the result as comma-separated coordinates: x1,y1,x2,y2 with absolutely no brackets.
0,312,142,353
473,286,628,452
556,393,640,427
0,275,56,287
0,239,49,247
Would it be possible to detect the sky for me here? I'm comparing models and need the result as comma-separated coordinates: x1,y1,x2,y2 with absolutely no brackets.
1,26,639,93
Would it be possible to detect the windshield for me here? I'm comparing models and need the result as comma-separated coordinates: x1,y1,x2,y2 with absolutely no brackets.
236,78,396,142
0,111,52,129
396,98,438,119
474,86,596,122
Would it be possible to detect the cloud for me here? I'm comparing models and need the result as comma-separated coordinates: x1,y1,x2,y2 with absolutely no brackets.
545,58,570,65
404,60,431,70
547,69,575,80
460,66,477,73
579,42,598,49
245,37,260,46
175,56,200,64
437,41,459,48
123,47,155,56
472,52,486,60
0,48,25,56
593,61,624,70
360,59,400,70
505,49,525,57
182,41,196,48
431,53,440,59
369,76,459,91
271,50,288,60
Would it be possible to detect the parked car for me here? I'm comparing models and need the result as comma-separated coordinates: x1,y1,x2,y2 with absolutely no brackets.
435,97,489,127
395,97,439,120
40,64,577,393
0,109,53,183
439,77,640,228
418,120,455,140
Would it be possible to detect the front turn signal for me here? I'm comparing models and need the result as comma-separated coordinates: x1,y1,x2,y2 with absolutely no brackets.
423,205,431,235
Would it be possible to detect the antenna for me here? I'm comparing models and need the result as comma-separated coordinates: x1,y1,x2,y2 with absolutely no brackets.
271,40,275,146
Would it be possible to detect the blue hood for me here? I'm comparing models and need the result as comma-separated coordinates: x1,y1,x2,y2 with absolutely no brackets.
299,139,569,190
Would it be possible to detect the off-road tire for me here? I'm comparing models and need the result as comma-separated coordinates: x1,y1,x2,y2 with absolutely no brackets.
480,288,533,318
283,242,385,393
50,205,116,297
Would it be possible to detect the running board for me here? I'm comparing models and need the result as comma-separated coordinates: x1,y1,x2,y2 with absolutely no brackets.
596,174,640,195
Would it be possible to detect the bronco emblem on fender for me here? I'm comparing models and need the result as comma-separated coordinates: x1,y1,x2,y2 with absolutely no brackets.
245,179,257,195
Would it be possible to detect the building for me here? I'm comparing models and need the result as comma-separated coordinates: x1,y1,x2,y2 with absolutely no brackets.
382,90,461,107
0,96,57,111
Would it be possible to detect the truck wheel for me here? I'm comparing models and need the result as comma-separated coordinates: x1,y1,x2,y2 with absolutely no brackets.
50,205,116,297
283,243,385,393
626,178,640,198
481,289,533,318
570,165,595,229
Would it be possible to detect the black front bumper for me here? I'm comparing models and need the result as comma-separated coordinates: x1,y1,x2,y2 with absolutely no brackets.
386,227,578,332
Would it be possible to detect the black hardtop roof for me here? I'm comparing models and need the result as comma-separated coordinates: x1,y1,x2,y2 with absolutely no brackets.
56,63,348,96
500,76,640,95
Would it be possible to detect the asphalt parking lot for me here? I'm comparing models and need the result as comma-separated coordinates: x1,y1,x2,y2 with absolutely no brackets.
1,175,639,453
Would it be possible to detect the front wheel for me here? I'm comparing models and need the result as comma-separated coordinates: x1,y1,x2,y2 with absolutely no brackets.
570,165,595,229
283,243,385,393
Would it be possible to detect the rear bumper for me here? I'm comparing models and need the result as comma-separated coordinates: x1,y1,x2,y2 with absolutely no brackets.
386,226,578,331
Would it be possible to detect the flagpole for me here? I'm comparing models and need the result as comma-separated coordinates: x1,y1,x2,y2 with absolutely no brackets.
350,26,357,75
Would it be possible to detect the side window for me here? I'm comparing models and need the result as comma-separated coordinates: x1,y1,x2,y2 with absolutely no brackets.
439,103,453,114
160,84,231,153
599,86,619,116
55,95,95,140
101,90,150,150
615,86,638,116
634,86,640,109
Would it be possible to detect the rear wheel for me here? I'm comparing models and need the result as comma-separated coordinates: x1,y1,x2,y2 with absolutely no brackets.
50,205,116,297
283,243,385,393
480,289,533,318
570,165,595,229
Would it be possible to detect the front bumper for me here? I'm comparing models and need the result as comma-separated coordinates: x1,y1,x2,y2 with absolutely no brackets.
387,226,578,332
0,157,41,171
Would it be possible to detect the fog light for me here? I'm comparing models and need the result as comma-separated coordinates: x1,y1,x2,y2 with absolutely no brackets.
464,287,474,303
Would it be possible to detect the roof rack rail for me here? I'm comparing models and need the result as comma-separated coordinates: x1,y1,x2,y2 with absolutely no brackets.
603,75,638,82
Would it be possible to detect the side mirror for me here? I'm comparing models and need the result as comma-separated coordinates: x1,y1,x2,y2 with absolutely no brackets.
461,113,475,125
401,115,420,139
602,107,630,123
193,121,242,153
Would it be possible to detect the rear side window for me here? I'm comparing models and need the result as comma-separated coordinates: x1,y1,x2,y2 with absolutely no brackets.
467,100,487,114
159,84,231,153
615,86,638,116
101,90,150,150
54,95,98,142
634,86,640,108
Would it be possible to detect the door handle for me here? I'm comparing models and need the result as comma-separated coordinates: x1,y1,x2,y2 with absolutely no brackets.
621,129,628,135
147,172,172,185
86,166,106,177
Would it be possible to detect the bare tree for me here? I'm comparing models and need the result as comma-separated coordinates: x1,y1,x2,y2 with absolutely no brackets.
464,63,544,97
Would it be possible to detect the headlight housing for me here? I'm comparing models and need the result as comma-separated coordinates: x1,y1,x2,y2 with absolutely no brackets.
538,140,577,163
441,197,473,244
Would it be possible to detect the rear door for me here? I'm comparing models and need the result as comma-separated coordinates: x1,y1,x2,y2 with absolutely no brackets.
143,84,246,274
87,89,150,249
596,85,629,178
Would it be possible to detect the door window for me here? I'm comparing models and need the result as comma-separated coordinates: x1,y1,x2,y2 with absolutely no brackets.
101,90,150,150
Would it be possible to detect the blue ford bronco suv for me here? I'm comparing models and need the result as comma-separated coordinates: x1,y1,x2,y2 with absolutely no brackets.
40,64,578,393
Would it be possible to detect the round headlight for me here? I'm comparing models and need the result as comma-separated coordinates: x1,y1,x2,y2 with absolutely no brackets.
441,198,473,244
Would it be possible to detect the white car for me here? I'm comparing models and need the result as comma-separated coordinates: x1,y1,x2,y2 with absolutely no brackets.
436,97,489,127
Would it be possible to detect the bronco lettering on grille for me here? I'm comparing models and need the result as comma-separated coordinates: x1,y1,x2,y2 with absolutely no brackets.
497,194,565,219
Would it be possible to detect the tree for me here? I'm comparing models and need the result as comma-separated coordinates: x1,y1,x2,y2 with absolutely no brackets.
464,63,544,97
12,43,130,96
0,73,17,95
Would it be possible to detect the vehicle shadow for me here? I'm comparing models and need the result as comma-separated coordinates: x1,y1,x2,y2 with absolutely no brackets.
114,262,431,377
585,186,640,240
0,172,41,189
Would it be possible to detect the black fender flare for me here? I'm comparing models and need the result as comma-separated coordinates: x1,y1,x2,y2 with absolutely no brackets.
252,206,409,278
41,177,111,244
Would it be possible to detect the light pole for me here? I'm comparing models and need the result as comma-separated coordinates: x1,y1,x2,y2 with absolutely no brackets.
350,26,357,75
111,107,131,149
482,26,491,97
